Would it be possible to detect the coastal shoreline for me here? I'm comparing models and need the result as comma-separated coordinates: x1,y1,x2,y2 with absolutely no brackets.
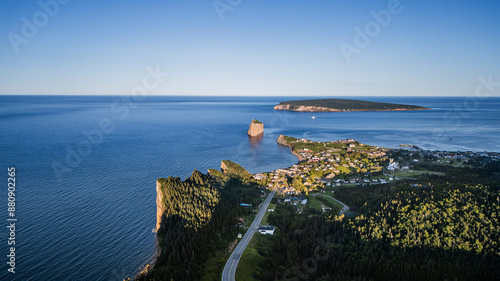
276,135,306,162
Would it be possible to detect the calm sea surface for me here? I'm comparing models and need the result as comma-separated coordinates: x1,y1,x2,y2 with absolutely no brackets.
0,95,499,280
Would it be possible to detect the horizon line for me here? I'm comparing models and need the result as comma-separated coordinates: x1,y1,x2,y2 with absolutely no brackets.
0,94,497,98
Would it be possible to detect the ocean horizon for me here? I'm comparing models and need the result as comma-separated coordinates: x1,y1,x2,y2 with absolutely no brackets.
1,95,499,280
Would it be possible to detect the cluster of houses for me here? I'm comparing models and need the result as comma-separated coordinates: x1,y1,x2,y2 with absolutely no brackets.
401,145,500,161
281,197,307,206
252,137,500,196
328,176,395,187
425,150,499,161
252,138,389,194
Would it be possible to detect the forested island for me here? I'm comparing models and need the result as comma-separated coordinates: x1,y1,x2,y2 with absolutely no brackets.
274,98,431,112
135,137,499,281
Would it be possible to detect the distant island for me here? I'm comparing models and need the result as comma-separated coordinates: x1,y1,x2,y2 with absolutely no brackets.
274,98,431,112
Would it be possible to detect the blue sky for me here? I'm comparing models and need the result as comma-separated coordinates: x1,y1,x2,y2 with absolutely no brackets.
0,0,499,96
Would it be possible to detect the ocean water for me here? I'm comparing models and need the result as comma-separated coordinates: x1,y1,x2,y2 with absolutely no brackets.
0,95,499,280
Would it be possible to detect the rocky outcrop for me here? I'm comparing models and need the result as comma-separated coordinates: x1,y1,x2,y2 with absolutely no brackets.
220,160,229,174
221,160,251,178
156,179,165,231
247,119,264,136
276,134,289,146
207,168,224,180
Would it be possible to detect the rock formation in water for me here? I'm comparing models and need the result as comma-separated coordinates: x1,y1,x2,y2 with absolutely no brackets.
247,119,264,136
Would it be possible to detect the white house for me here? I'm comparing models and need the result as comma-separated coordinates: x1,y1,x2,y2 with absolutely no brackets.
387,162,400,171
258,225,276,235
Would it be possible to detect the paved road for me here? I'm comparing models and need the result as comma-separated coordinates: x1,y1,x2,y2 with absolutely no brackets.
311,193,350,214
221,190,275,281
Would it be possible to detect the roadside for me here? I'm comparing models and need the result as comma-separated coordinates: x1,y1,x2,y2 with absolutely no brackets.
221,191,276,281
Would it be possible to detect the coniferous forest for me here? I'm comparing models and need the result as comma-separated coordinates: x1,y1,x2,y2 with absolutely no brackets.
137,164,261,281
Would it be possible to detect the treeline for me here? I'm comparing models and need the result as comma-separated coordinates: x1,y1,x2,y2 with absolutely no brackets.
136,170,260,280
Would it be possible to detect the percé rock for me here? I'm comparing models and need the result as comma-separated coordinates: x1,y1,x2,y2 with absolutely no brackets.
247,119,264,136
156,179,166,231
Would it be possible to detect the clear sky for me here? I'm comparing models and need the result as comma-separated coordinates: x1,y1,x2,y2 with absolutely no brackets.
1,0,499,96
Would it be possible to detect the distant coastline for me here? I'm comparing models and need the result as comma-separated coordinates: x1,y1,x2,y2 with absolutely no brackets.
274,98,431,112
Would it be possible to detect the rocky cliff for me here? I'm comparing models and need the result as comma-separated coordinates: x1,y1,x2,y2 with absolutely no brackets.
276,134,289,146
156,180,166,231
247,119,264,136
221,160,251,178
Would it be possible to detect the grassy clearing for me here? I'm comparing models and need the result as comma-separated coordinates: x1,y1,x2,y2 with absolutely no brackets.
262,203,276,224
316,195,343,210
308,193,344,213
235,242,261,281
235,234,274,281
392,170,445,178
308,195,323,210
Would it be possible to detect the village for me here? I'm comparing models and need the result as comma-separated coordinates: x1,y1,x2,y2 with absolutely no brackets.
252,136,389,195
252,136,500,196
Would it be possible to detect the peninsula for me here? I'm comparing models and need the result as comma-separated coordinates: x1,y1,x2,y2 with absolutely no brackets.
274,98,431,112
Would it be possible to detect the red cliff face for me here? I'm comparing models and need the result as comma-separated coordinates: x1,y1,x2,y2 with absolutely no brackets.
248,119,264,136
156,180,165,231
